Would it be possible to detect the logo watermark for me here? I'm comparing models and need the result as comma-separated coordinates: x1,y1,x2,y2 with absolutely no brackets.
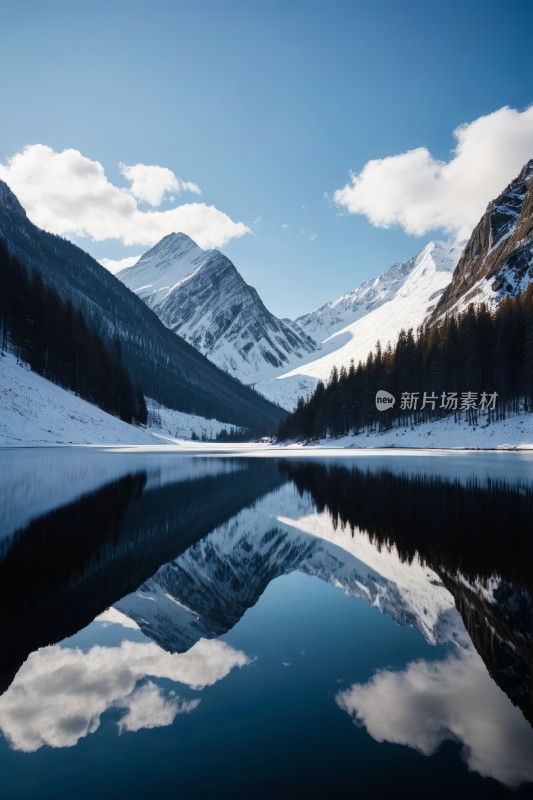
375,390,498,412
375,390,396,411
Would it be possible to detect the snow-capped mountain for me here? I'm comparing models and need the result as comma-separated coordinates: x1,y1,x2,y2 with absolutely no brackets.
118,233,318,383
115,483,460,653
116,233,457,411
255,241,458,409
429,159,533,324
0,181,285,432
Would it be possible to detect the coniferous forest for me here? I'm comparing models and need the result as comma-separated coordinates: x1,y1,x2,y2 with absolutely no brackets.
0,239,147,424
279,284,533,441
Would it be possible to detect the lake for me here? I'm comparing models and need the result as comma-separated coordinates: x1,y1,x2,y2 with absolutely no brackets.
0,447,532,799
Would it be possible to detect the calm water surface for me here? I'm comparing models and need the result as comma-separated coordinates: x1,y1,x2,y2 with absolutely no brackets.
0,448,532,799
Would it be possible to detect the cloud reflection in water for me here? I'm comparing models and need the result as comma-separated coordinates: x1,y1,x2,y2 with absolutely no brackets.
0,637,250,752
336,645,533,788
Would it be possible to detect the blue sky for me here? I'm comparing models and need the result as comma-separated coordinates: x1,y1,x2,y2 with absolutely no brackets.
1,0,532,317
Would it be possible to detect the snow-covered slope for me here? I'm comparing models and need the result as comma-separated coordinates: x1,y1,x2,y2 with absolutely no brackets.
297,241,455,340
116,483,460,653
0,352,234,446
118,233,317,383
0,352,155,446
255,241,458,409
286,407,533,450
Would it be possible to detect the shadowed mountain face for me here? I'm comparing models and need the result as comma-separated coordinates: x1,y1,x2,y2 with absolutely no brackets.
429,159,533,324
0,182,286,431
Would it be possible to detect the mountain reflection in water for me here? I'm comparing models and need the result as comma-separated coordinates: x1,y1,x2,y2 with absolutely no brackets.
0,449,532,798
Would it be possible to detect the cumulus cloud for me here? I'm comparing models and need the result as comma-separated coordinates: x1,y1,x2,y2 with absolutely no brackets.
334,106,533,242
0,637,250,752
0,145,248,248
119,162,201,206
336,646,533,788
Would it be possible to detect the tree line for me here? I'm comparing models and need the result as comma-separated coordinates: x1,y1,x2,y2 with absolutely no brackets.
279,283,533,440
0,238,147,424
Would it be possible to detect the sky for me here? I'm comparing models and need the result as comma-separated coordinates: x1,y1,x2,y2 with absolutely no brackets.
1,0,532,318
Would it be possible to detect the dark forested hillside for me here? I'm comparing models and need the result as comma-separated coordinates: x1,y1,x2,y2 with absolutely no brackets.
279,285,533,440
0,240,147,424
0,180,286,433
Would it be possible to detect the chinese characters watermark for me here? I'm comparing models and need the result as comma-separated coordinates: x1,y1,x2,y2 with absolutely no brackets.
375,390,498,412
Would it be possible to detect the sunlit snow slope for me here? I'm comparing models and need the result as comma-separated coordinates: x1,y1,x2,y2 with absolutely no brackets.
255,241,458,409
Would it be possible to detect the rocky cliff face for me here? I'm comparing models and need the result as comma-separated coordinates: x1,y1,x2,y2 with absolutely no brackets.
429,159,533,324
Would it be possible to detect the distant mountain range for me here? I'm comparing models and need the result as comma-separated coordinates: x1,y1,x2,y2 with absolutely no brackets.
0,180,285,432
2,158,532,431
117,236,459,410
116,161,533,412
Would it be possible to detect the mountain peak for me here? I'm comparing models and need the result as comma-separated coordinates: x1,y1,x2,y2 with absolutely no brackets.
137,232,205,265
159,231,200,248
118,234,318,385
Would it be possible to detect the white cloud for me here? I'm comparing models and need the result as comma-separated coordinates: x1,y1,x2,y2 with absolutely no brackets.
0,637,250,752
99,255,141,274
0,145,249,249
336,646,533,788
119,162,201,206
118,681,200,734
334,106,533,242
281,223,289,230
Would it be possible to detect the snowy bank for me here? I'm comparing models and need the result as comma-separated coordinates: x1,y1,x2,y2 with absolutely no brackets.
0,353,232,446
284,411,533,451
